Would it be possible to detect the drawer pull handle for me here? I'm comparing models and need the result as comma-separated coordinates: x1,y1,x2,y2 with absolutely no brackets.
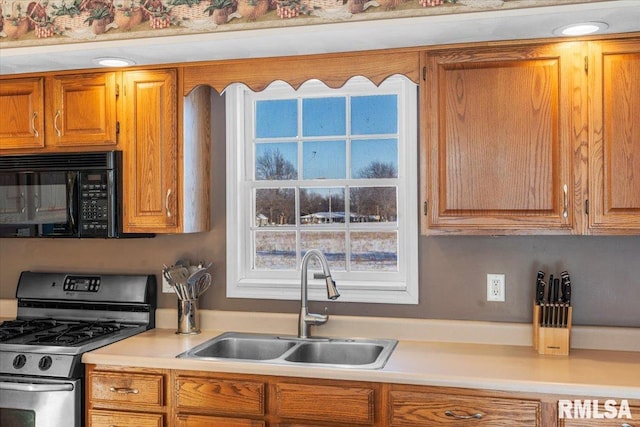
109,386,139,394
444,410,483,420
621,424,633,427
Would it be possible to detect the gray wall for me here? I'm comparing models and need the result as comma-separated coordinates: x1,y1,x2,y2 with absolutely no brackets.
1,125,638,327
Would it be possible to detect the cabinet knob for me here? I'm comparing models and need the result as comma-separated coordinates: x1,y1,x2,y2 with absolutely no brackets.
444,410,483,420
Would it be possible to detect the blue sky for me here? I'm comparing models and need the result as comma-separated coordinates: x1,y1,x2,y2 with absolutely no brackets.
255,95,398,180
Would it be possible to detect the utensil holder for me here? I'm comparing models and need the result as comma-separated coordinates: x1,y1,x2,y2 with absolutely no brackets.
177,299,200,334
533,301,572,356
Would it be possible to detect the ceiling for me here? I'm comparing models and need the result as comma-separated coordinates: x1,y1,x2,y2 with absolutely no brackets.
1,0,639,75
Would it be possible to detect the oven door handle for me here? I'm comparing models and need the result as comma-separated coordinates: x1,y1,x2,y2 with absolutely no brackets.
0,381,74,392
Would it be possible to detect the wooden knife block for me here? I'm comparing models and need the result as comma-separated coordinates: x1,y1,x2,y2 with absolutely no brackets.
533,302,572,356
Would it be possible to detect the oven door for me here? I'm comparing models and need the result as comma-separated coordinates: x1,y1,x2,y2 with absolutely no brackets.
0,376,80,427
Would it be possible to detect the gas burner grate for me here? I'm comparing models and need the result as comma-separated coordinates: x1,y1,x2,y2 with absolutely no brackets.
0,319,60,342
27,321,126,346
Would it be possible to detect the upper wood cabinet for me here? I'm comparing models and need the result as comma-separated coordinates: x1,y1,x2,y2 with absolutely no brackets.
422,43,585,235
121,69,179,232
0,77,45,150
0,72,117,151
588,39,640,234
45,73,118,147
120,69,210,234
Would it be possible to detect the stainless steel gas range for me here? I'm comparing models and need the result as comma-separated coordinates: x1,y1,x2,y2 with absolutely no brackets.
0,271,156,427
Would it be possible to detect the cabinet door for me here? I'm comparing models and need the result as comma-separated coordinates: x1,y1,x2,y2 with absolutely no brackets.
176,414,265,427
89,410,164,427
46,73,117,147
0,77,45,150
121,69,179,232
274,382,376,425
422,44,584,234
588,39,640,234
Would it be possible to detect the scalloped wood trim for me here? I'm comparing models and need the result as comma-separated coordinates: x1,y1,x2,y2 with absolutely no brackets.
182,49,420,94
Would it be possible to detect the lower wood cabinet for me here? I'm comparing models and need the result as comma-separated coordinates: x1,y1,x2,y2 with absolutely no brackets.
388,386,541,426
274,381,377,426
176,414,266,427
86,364,638,427
86,365,171,427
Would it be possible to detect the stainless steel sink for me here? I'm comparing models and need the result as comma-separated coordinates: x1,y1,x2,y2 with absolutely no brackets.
177,332,397,370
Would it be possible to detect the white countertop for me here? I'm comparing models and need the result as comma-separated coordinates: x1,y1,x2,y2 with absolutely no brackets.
83,326,640,399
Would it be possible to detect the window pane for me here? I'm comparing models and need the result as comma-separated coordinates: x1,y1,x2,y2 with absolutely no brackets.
350,231,398,271
301,231,346,271
255,143,298,180
302,97,346,136
351,138,398,179
350,186,397,223
255,188,296,226
300,188,345,224
303,140,346,179
351,95,397,135
254,231,296,270
256,99,297,138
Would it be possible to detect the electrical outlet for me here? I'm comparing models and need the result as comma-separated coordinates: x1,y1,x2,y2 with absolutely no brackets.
162,273,173,293
487,273,505,302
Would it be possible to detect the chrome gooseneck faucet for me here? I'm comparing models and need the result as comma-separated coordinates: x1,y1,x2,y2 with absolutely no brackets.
298,249,340,339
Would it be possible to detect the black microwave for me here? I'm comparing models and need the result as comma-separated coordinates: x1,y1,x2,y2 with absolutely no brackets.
0,151,152,238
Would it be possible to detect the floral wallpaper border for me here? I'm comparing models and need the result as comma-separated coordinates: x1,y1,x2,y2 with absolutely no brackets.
0,0,602,47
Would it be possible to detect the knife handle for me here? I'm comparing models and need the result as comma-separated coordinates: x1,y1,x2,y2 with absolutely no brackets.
535,271,545,304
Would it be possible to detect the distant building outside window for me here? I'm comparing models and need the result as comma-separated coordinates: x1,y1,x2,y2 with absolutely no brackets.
226,76,418,304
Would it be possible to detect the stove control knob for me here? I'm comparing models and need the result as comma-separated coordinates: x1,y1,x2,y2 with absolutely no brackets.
38,356,53,371
13,354,27,369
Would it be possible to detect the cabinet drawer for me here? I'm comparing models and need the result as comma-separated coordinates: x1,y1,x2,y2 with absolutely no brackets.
89,372,164,408
175,376,265,416
559,404,639,427
275,382,375,425
389,390,540,426
89,409,163,427
176,414,265,427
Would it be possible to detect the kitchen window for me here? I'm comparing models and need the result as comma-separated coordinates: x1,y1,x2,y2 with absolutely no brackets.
226,76,418,304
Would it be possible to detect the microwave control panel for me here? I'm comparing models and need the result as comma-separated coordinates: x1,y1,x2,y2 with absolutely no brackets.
79,172,111,237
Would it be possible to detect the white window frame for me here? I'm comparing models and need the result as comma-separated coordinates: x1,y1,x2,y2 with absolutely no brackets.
226,75,418,304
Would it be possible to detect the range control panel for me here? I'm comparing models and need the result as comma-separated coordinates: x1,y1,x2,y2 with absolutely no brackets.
63,276,101,292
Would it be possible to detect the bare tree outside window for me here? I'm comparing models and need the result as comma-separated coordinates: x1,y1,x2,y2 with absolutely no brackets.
256,148,297,180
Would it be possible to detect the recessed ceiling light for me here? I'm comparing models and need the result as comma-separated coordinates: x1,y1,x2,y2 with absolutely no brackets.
94,57,136,67
553,22,609,37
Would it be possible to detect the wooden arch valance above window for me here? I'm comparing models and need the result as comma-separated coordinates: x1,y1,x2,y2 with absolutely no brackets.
182,49,420,95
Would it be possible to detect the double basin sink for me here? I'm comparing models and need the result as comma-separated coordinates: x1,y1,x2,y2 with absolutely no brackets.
177,332,397,370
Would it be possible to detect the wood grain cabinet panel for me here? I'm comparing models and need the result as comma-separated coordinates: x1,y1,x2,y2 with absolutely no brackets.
89,371,164,408
558,403,639,427
588,39,640,233
422,43,583,234
388,389,541,426
120,69,179,232
176,414,265,427
88,409,164,427
275,382,376,425
46,72,117,147
175,375,265,417
0,77,45,150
